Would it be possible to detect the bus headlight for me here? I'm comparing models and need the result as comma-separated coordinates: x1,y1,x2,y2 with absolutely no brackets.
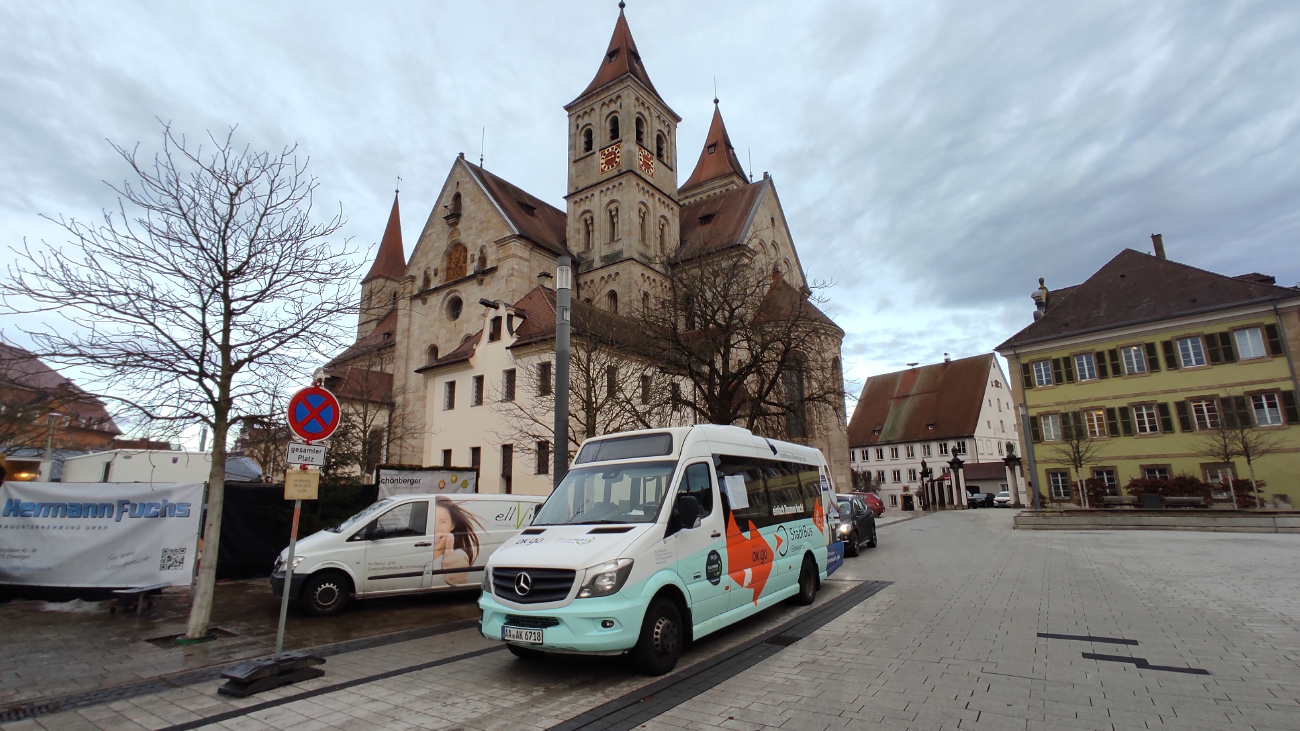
578,558,634,598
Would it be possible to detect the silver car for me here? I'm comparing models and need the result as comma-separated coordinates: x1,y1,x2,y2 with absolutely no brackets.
993,491,1013,507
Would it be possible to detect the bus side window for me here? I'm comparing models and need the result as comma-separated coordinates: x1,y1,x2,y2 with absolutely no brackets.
678,462,715,517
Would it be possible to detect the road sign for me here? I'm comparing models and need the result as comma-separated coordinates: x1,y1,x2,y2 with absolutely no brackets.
943,473,952,483
284,470,320,500
286,386,341,442
286,442,327,467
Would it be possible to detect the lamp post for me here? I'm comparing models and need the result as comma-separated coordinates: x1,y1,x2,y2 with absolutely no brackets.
948,448,965,508
919,460,932,512
552,257,572,487
1003,442,1024,508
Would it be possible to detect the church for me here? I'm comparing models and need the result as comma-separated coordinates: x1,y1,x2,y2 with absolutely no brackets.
325,5,851,494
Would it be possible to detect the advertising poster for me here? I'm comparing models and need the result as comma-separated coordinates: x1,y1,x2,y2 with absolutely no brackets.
376,466,477,498
0,481,204,588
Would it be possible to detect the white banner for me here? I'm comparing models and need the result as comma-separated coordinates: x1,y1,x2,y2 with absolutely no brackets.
377,468,477,498
0,481,203,588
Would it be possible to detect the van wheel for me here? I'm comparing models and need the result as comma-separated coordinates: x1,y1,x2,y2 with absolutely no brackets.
845,531,861,557
789,556,818,606
507,644,545,660
630,597,683,676
867,526,878,548
298,572,351,617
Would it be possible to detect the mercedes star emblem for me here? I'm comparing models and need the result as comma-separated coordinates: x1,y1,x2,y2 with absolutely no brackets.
514,572,532,596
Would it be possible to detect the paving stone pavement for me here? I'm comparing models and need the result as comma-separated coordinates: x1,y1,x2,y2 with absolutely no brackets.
6,509,1299,730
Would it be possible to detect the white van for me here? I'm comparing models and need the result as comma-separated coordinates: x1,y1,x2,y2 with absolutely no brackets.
271,493,545,616
479,426,837,675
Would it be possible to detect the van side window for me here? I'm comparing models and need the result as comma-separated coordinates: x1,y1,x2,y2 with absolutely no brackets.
678,462,714,517
764,464,806,519
372,500,428,539
716,456,773,530
799,468,821,513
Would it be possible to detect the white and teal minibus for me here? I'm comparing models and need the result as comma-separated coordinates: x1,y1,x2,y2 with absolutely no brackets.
478,425,837,675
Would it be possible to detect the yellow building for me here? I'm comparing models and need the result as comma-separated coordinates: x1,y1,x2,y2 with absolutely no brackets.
996,243,1300,507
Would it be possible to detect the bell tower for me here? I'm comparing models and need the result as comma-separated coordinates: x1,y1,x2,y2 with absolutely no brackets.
564,4,681,274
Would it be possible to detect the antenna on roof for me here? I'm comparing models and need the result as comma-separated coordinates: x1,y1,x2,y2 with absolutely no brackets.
395,175,401,195
748,148,753,182
713,77,718,105
480,127,486,168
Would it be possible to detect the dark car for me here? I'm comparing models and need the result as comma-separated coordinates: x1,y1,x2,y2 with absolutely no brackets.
852,492,885,518
835,496,877,557
967,492,996,508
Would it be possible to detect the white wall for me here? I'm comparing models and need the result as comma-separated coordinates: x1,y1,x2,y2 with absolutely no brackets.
61,450,212,483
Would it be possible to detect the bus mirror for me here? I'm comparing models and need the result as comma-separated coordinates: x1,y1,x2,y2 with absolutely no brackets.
676,495,700,529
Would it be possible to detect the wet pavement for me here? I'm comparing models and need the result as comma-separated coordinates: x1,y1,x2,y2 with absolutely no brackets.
0,578,479,709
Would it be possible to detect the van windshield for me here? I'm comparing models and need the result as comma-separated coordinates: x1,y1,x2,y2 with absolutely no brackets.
326,498,395,533
533,461,676,525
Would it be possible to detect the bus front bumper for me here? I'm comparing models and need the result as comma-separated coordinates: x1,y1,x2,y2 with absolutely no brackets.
479,591,645,654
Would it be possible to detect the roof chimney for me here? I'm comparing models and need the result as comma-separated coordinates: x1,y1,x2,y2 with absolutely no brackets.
943,353,951,363
1151,233,1166,260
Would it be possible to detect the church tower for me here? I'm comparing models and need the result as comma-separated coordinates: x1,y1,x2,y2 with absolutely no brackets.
358,191,406,338
564,4,681,285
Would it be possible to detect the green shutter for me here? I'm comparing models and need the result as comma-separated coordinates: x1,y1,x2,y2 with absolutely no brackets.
1175,401,1194,432
1107,349,1121,376
1095,351,1109,379
1161,340,1179,370
1118,406,1133,436
1221,398,1238,429
1157,403,1175,433
1060,411,1074,441
1105,407,1120,437
1265,324,1284,356
1021,362,1034,390
1145,342,1161,372
1218,332,1236,362
1282,390,1299,424
1206,333,1223,364
1051,358,1064,385
1029,415,1042,442
1062,356,1076,383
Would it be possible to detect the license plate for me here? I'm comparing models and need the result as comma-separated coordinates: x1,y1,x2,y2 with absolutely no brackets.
502,626,543,645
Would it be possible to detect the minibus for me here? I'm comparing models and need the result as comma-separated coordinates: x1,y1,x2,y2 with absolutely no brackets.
272,493,544,616
479,425,837,675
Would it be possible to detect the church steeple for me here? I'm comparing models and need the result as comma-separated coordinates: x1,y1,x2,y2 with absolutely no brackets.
572,3,667,109
679,102,749,204
358,191,407,338
363,192,406,283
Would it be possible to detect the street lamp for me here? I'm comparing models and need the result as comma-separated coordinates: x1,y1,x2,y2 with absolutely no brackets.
552,257,572,487
919,460,932,512
1003,442,1024,508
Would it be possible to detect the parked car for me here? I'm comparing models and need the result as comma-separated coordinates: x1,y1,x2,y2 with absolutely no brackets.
851,492,885,518
966,492,996,508
993,491,1013,507
835,496,878,556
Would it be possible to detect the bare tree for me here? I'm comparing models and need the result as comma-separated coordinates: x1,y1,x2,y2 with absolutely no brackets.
0,124,358,640
1047,411,1105,508
850,468,877,493
1196,409,1243,509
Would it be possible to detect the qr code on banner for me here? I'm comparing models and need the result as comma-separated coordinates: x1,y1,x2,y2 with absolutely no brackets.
159,547,186,571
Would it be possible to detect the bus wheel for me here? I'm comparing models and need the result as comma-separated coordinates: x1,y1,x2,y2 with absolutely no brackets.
630,597,682,676
790,556,818,606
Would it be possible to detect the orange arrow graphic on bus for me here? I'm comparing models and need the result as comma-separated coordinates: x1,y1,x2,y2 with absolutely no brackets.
725,511,773,605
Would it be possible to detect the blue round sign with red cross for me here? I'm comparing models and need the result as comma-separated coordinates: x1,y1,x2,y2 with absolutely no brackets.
286,386,340,442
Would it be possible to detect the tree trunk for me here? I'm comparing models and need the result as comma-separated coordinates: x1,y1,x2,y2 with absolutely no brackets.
185,415,228,639
1248,460,1262,510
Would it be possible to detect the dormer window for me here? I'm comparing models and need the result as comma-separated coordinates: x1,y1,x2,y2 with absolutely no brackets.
698,213,715,225
609,115,620,141
635,117,645,146
606,48,619,63
707,143,716,154
582,127,593,153
517,201,535,216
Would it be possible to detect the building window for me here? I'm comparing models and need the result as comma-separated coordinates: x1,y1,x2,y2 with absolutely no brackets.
536,441,550,474
953,441,967,455
472,375,484,406
638,208,647,246
441,449,452,467
1133,404,1159,434
606,291,618,314
938,442,949,455
892,470,902,483
501,445,513,494
905,445,915,458
1203,464,1233,485
426,344,439,363
655,132,665,160
1252,393,1283,426
922,444,932,457
446,296,463,321
634,117,645,145
1143,466,1170,480
1235,328,1266,360
1048,471,1071,500
876,470,886,483
640,374,652,405
1074,353,1097,381
607,205,619,242
489,316,503,342
1190,399,1220,430
583,215,594,251
875,448,884,460
1083,409,1107,438
1032,360,1053,387
608,114,620,140
889,494,898,507
539,361,553,396
889,447,899,459
1092,468,1118,496
1177,337,1206,367
1121,345,1147,374
502,369,516,402
444,381,456,410
671,382,683,411
1040,413,1062,441
908,469,918,481
582,127,593,152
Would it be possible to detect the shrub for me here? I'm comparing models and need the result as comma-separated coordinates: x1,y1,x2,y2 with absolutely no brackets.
1123,474,1212,501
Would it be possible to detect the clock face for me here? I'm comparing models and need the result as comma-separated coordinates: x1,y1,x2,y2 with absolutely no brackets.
638,147,654,177
600,144,621,173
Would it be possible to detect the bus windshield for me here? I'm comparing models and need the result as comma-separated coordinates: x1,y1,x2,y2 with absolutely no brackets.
533,461,677,525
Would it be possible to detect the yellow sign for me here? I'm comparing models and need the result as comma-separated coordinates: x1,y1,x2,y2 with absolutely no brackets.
284,470,320,501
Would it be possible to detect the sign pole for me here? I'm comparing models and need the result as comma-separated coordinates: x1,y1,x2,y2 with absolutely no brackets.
553,256,571,487
273,495,303,659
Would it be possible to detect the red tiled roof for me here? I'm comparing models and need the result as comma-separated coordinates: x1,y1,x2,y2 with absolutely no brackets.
676,182,764,262
570,7,668,111
962,462,1010,481
325,367,394,404
0,342,120,434
363,193,406,283
680,104,748,194
417,331,483,372
464,162,570,257
325,309,397,369
998,249,1300,350
755,275,841,332
846,354,994,448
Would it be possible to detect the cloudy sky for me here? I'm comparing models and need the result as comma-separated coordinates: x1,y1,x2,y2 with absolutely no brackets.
3,0,1299,409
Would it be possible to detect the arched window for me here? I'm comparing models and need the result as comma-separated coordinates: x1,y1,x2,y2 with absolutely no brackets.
638,207,647,246
607,205,619,242
445,243,467,281
450,192,462,215
642,292,650,312
606,291,618,314
635,117,645,146
390,291,397,307
658,218,667,256
446,296,463,321
783,355,808,440
582,127,593,153
427,344,439,362
582,215,594,251
655,133,665,161
609,115,620,141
